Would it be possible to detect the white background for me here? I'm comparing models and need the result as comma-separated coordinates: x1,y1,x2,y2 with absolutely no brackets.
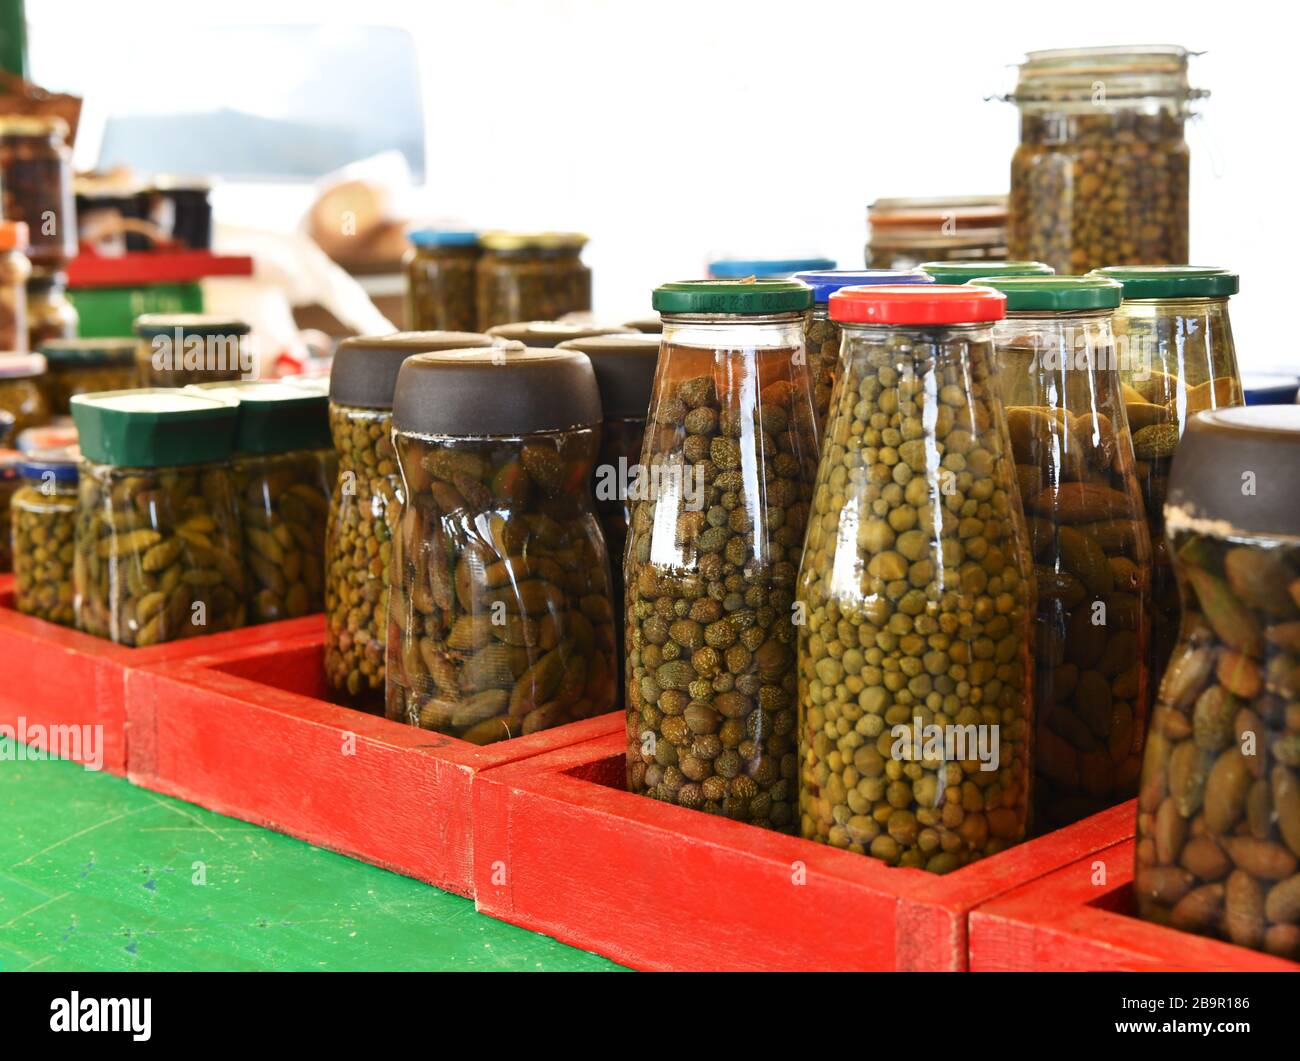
28,0,1293,372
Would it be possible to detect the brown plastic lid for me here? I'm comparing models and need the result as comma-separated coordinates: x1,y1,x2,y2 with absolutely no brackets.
329,330,493,409
1166,406,1300,540
486,320,637,348
393,344,602,437
556,333,660,420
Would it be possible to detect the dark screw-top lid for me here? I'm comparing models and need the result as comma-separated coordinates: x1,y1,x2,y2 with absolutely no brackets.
556,333,660,419
393,344,602,437
1167,406,1300,540
486,320,637,348
329,330,493,409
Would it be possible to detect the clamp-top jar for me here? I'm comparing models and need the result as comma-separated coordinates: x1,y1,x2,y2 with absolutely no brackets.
476,232,592,330
404,229,481,333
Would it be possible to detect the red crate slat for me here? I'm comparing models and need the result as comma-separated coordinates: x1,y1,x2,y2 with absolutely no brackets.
125,635,625,897
0,575,322,775
969,837,1300,972
472,731,1136,971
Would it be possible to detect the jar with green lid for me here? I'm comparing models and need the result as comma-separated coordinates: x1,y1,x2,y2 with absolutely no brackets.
476,232,592,331
190,380,335,624
325,330,494,709
557,331,660,675
387,345,617,742
11,447,78,625
920,259,1054,286
1092,266,1245,683
867,196,1008,270
40,338,137,415
0,352,51,436
625,279,819,831
0,115,77,267
791,268,934,440
799,285,1034,869
404,229,481,333
0,220,31,352
134,313,252,388
70,389,246,645
1134,406,1300,961
1004,45,1202,274
486,319,636,348
26,267,78,351
977,273,1154,831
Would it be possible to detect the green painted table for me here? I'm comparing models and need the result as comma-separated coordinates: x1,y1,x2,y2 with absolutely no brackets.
0,739,624,972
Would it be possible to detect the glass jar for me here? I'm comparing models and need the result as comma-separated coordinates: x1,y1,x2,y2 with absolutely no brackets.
387,346,617,742
791,268,934,440
0,116,78,267
867,196,1008,270
707,257,836,280
325,330,493,709
556,331,661,672
26,268,78,351
404,229,481,333
134,314,252,388
191,381,335,624
0,447,19,570
983,275,1155,831
0,220,31,352
624,279,819,832
70,389,246,645
1006,45,1202,274
1134,406,1300,961
1095,266,1245,684
476,232,592,330
39,339,136,415
0,353,51,436
486,320,636,348
798,285,1034,869
920,260,1054,286
11,447,78,626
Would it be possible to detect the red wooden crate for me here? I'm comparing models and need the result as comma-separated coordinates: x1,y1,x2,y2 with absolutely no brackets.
0,574,322,775
969,837,1300,972
472,730,1136,971
125,635,625,897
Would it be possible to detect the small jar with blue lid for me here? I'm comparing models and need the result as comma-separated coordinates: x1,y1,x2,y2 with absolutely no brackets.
404,228,481,333
792,268,934,436
706,256,836,280
11,446,79,626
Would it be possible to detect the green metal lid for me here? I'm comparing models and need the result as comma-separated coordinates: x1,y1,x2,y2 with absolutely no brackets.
39,337,136,366
70,389,238,468
188,380,331,455
920,260,1055,285
1089,266,1239,300
134,313,252,339
966,274,1122,312
651,279,812,316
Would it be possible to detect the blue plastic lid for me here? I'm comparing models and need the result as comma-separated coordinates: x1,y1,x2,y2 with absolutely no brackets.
1242,373,1300,406
18,445,79,483
793,268,934,304
408,228,480,248
708,256,836,279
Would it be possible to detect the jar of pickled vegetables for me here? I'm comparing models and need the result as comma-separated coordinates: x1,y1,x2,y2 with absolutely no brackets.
486,320,637,348
0,446,19,570
11,446,78,625
70,389,246,645
191,380,335,624
798,285,1034,869
0,352,50,436
624,278,818,831
26,268,78,351
791,268,934,438
1005,45,1202,274
0,220,31,352
1134,406,1300,961
0,115,77,267
867,195,1009,270
707,257,836,279
40,338,137,415
404,229,480,333
1094,266,1245,682
978,274,1154,831
325,330,493,709
476,232,592,331
920,260,1054,286
134,314,252,388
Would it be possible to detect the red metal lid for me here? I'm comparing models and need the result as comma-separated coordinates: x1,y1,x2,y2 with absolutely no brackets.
829,284,1006,325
